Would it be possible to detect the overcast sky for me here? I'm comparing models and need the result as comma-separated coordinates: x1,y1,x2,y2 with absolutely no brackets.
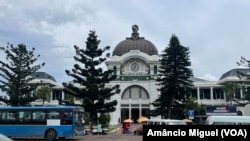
0,0,250,84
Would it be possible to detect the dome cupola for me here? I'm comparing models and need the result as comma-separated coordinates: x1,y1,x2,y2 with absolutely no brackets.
112,25,158,56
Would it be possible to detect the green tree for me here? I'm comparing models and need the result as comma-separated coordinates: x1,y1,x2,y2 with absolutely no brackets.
64,93,75,103
222,81,239,106
36,86,51,105
62,31,120,124
0,43,45,106
151,34,193,119
184,97,205,118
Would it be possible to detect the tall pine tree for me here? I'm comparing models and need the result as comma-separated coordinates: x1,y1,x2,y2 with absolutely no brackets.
62,31,120,123
151,34,193,119
0,43,45,106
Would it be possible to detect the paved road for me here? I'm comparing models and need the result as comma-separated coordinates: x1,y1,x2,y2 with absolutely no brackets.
13,134,142,141
80,134,142,141
13,124,142,141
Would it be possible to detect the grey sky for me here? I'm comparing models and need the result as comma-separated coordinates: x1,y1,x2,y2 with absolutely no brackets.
0,0,250,84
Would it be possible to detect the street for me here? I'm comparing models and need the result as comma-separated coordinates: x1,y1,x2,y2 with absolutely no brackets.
13,134,142,141
11,124,142,141
79,134,142,141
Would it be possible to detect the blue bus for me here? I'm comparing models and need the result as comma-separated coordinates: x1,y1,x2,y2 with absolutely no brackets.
0,105,85,141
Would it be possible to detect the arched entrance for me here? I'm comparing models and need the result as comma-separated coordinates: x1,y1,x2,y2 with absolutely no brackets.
120,85,150,123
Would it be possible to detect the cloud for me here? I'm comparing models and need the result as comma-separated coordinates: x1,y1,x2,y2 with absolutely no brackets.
0,0,250,84
198,74,218,81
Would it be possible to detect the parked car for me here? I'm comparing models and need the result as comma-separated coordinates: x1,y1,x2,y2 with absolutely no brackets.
0,134,13,141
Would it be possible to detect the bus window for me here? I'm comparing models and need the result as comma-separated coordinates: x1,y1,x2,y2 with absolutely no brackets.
0,111,17,124
74,112,84,127
32,111,45,120
9,112,16,120
1,112,8,120
61,111,73,125
47,111,60,119
18,111,31,122
32,111,46,124
62,111,72,120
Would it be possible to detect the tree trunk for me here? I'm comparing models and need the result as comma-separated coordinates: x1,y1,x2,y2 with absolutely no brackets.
167,98,174,119
43,97,45,105
89,111,97,134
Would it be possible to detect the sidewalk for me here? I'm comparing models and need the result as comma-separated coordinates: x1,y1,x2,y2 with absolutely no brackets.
109,124,121,134
109,124,138,134
84,124,138,135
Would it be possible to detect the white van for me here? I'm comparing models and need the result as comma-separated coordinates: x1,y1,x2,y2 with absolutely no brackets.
147,119,187,125
205,116,250,125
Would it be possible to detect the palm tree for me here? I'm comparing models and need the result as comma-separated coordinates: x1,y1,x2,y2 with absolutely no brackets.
184,97,205,118
64,93,75,104
36,86,51,105
222,82,239,106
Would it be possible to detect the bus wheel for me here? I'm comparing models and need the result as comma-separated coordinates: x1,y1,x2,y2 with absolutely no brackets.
46,129,57,141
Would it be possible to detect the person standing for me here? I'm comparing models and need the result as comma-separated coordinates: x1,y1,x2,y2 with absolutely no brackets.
97,123,102,135
124,122,129,134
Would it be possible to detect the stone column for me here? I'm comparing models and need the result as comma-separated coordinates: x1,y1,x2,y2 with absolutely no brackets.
139,99,142,117
197,87,200,104
129,99,131,119
210,87,214,100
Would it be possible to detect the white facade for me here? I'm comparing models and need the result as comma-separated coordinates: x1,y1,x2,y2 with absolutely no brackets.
20,25,250,125
105,49,161,124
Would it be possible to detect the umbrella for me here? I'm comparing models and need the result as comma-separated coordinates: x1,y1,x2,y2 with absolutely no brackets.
123,119,133,123
137,117,149,123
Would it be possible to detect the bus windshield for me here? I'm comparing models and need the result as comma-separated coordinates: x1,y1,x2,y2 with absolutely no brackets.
75,111,84,127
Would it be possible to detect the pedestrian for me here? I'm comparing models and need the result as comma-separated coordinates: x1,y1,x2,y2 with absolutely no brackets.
97,123,102,135
89,122,93,135
124,122,129,134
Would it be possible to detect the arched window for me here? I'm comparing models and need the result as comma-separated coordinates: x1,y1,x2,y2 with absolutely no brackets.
121,85,149,100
